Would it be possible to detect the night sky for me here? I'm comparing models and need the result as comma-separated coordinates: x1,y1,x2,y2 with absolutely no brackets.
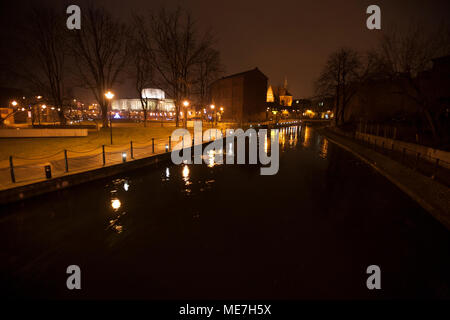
1,0,449,101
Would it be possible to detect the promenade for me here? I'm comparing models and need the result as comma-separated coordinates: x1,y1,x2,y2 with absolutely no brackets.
0,122,194,190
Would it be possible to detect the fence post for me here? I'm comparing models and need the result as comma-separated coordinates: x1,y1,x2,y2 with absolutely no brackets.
168,136,171,151
415,152,420,170
152,138,155,154
9,155,15,183
102,145,106,165
432,158,439,180
64,149,69,172
130,141,134,159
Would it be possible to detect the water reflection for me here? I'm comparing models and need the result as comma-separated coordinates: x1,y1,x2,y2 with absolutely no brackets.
106,178,129,234
319,138,329,159
201,149,223,168
182,165,190,182
275,126,301,150
302,126,311,147
111,198,121,210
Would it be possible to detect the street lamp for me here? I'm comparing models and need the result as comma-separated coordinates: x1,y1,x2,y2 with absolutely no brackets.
105,91,115,144
219,106,224,123
182,100,190,128
210,104,215,126
11,100,18,107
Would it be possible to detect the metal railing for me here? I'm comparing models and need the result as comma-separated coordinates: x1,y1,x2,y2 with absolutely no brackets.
0,126,244,188
335,128,450,187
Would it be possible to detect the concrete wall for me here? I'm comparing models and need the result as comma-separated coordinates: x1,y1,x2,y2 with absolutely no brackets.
356,131,450,169
0,128,88,138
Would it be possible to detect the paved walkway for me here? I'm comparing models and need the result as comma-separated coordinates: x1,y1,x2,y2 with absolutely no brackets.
318,127,450,230
0,136,175,190
0,124,235,191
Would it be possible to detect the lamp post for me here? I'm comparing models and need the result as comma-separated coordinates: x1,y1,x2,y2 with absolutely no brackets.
182,100,189,128
220,106,224,123
210,104,215,127
105,91,115,145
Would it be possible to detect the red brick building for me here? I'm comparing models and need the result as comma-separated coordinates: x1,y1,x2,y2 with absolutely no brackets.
210,68,268,122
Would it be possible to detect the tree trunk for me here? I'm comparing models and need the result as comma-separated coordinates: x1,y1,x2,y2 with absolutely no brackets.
175,104,180,127
143,109,147,127
101,103,109,128
58,109,66,125
423,108,440,146
334,86,340,126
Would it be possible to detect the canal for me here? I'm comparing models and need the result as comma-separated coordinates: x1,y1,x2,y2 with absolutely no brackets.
1,126,449,299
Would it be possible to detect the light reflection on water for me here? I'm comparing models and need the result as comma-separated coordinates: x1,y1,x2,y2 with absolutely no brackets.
319,138,329,159
106,178,129,234
3,124,449,300
104,125,316,235
302,126,311,147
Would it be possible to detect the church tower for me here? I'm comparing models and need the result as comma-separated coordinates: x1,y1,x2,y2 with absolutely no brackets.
279,76,293,107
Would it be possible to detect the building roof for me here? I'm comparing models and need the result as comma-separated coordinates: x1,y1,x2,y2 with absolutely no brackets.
219,67,268,80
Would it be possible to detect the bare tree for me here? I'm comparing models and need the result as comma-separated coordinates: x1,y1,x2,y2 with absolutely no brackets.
18,5,70,124
148,7,216,127
194,47,222,110
374,24,450,143
130,15,156,127
315,48,361,125
70,4,128,128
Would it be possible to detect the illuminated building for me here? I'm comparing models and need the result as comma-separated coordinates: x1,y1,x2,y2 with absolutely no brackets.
210,68,268,122
111,88,175,113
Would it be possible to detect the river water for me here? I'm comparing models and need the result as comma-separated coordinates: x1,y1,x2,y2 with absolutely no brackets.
1,126,449,299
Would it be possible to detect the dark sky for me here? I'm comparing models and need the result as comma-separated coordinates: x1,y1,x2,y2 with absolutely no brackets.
102,0,449,98
1,0,449,100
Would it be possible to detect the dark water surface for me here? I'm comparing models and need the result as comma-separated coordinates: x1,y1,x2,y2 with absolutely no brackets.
1,126,449,299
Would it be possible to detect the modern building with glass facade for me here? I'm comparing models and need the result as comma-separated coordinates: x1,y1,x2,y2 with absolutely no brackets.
111,88,175,113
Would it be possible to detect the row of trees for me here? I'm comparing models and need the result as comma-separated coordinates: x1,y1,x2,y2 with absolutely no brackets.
7,3,222,128
315,25,450,145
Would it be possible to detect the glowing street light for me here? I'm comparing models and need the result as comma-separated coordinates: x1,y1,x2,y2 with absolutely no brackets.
11,100,18,107
182,100,190,107
41,104,47,109
210,104,215,110
104,91,115,144
105,91,115,100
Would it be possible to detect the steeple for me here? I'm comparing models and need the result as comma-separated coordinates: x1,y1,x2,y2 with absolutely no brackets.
283,76,288,89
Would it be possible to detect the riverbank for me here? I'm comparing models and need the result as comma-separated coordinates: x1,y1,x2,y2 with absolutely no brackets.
318,127,450,230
